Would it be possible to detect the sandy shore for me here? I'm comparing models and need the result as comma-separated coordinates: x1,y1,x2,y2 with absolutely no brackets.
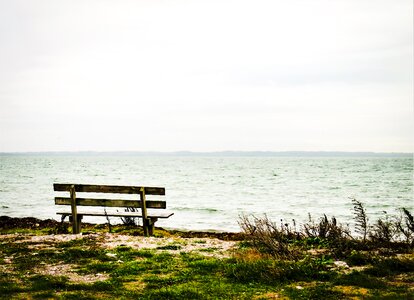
1,232,237,256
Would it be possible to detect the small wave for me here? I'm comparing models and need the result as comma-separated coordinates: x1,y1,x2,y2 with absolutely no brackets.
174,207,220,213
328,186,340,190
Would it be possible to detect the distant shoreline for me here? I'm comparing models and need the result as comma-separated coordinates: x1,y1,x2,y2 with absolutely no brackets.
1,150,412,157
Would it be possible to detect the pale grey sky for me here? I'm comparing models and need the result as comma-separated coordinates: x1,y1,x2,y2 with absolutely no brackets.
0,0,412,152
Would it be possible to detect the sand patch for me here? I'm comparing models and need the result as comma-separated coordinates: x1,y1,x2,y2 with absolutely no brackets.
96,233,237,257
0,233,86,245
1,233,237,257
35,263,109,283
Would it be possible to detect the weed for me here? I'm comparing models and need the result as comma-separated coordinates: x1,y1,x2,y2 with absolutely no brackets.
346,250,374,266
121,207,141,226
193,239,207,244
363,257,414,277
104,208,112,233
302,214,350,244
238,214,299,259
402,208,414,232
369,212,397,244
352,198,369,242
156,244,182,250
396,208,414,245
198,247,218,252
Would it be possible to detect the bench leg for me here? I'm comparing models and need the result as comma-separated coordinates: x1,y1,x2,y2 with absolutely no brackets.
142,218,158,236
142,218,149,237
69,215,83,234
77,215,83,233
148,218,158,236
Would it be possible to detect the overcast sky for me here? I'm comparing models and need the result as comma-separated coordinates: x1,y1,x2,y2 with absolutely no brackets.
0,0,412,152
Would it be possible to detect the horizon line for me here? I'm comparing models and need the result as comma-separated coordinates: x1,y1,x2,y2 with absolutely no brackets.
0,150,412,157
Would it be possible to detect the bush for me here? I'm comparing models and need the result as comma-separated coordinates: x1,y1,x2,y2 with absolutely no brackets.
302,214,350,242
238,201,413,261
238,214,300,259
369,212,398,245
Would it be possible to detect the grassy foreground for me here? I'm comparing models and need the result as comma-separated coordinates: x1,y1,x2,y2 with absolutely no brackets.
0,216,413,299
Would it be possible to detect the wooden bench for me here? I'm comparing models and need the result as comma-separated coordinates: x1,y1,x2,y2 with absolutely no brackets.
53,183,173,236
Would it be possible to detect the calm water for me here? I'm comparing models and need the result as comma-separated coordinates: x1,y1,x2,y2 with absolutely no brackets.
0,155,412,232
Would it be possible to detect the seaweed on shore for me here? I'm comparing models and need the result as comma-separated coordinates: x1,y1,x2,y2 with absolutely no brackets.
0,216,60,230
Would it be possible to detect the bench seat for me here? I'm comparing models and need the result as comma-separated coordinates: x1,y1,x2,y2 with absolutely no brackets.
57,211,174,219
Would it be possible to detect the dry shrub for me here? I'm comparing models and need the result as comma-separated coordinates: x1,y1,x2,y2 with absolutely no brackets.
302,214,350,242
369,212,398,244
402,208,414,232
233,248,268,262
396,208,414,245
351,198,369,242
238,214,299,259
351,200,413,247
238,202,413,262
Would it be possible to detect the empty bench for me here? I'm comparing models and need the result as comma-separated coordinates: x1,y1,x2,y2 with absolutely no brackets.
53,183,173,236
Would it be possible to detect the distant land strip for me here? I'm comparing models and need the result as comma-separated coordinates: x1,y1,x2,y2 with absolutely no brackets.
0,151,412,157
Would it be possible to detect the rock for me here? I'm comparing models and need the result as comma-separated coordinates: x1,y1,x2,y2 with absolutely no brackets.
333,261,349,268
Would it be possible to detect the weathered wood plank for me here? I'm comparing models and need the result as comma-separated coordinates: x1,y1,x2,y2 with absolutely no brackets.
57,211,174,219
53,184,165,195
140,187,149,236
55,197,166,209
70,185,79,234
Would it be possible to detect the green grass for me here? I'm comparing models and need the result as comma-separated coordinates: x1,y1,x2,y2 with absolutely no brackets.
1,222,413,299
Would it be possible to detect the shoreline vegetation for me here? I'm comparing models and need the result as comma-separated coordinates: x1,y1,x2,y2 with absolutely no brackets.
1,202,413,299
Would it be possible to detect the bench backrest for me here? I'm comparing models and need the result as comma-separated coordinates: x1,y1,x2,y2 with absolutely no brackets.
53,183,166,209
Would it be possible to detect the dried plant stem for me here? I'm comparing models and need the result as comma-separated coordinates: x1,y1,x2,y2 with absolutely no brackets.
104,208,112,233
352,198,368,242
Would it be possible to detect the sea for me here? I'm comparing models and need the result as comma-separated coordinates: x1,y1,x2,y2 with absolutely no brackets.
0,153,413,232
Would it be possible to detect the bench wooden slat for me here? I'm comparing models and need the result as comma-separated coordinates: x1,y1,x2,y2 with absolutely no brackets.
56,211,174,219
53,184,165,195
54,183,171,236
55,197,166,209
